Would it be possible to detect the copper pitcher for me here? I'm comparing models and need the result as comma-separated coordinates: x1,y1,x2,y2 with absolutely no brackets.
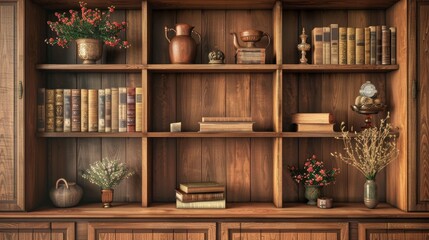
165,23,201,64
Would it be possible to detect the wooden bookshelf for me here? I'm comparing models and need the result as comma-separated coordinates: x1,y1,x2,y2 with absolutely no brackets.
282,64,399,73
148,64,278,73
147,132,280,138
37,132,143,138
36,64,144,72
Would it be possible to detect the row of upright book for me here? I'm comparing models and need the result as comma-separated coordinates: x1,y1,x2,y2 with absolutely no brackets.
312,24,396,65
176,182,226,209
38,87,142,133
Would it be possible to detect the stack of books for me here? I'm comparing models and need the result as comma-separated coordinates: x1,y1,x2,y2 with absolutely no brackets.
176,182,226,209
235,48,266,64
312,24,396,65
199,117,254,132
37,87,142,133
291,113,335,132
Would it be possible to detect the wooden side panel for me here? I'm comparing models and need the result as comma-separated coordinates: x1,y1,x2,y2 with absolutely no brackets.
0,0,24,211
358,223,429,240
410,1,429,211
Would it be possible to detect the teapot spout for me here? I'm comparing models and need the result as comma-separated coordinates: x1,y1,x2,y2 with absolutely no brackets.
230,32,242,49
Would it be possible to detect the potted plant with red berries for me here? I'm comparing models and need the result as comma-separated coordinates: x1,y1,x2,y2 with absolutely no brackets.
288,155,340,205
45,1,130,64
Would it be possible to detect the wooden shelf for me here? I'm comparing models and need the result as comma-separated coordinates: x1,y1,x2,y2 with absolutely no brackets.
282,132,344,138
37,132,143,138
36,64,144,72
282,0,399,9
2,203,429,219
148,0,276,9
148,64,278,73
32,0,143,9
147,132,280,138
282,64,399,73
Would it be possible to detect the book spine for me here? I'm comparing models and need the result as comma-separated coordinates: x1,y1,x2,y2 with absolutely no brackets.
119,87,127,133
323,27,331,64
37,88,45,132
55,89,64,132
105,88,111,132
347,27,355,64
88,89,98,132
312,27,323,64
370,26,376,65
45,89,55,132
364,27,371,64
135,87,142,132
71,89,81,132
98,89,105,132
355,27,365,65
382,26,391,65
376,25,382,64
127,88,136,132
63,89,72,132
390,27,396,65
111,88,119,132
81,89,88,132
202,117,253,122
176,199,225,209
330,24,339,64
291,113,334,124
177,192,225,202
338,27,347,65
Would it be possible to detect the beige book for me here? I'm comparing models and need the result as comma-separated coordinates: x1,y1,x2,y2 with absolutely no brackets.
339,27,347,65
111,88,119,132
312,27,323,64
390,27,396,64
81,89,88,132
296,123,335,132
355,28,365,65
330,24,339,64
323,27,331,64
88,89,98,132
135,87,142,132
202,117,252,122
63,89,71,132
199,122,254,132
291,113,334,124
347,27,356,64
98,89,105,132
118,87,127,132
176,199,226,209
105,88,111,132
364,27,371,64
382,26,391,65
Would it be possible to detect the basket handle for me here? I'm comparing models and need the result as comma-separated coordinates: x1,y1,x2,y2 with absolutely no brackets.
56,178,69,189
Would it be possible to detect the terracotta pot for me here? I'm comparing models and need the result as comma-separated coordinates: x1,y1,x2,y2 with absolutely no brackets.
101,189,114,208
49,178,83,208
76,38,103,64
164,23,201,64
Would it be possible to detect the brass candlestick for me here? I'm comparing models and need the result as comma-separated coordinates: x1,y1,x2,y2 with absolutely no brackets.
297,28,311,64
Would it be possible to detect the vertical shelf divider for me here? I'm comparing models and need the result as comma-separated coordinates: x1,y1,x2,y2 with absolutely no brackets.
142,0,150,207
273,1,283,208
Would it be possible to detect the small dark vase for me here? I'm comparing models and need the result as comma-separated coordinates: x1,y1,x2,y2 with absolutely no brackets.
304,185,321,205
101,189,114,208
364,179,378,208
164,23,201,64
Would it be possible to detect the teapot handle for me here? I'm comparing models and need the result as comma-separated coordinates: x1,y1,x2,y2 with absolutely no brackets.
164,26,176,43
56,178,69,189
262,32,271,49
191,30,201,44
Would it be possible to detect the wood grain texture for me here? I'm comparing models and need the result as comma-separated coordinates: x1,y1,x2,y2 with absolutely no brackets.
251,138,273,202
149,0,276,9
152,138,176,202
282,0,398,9
385,0,408,211
283,64,399,72
148,64,278,72
0,0,24,210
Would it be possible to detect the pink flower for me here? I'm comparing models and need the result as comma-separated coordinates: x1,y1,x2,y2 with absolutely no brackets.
307,167,314,172
320,169,326,175
312,155,317,159
316,175,323,182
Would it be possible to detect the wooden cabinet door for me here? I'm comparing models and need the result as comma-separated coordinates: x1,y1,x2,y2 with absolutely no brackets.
359,223,429,240
0,0,25,211
221,222,348,240
88,222,216,240
410,0,429,211
0,222,75,240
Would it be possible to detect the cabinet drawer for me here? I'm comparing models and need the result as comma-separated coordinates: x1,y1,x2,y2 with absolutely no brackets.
221,222,348,240
0,222,74,240
88,222,216,240
358,223,429,240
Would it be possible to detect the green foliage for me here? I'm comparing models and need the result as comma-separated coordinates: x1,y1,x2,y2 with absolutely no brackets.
81,158,134,189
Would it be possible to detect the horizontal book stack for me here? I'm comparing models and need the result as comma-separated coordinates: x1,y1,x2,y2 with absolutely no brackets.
235,48,266,64
291,113,335,132
199,117,254,132
312,24,396,65
37,87,143,133
176,182,226,209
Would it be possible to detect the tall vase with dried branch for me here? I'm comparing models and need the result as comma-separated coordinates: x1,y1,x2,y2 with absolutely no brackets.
331,113,399,208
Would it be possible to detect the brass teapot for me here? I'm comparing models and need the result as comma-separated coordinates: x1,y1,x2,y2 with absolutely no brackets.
231,29,271,49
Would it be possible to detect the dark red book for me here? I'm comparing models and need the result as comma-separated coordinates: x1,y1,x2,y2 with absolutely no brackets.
127,88,135,132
